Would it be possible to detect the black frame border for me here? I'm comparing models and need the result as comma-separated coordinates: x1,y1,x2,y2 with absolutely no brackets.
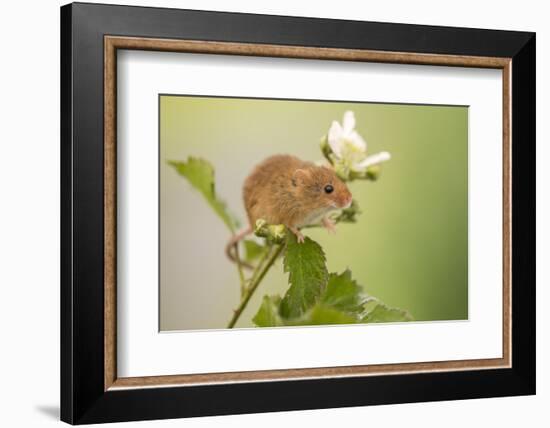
61,2,535,424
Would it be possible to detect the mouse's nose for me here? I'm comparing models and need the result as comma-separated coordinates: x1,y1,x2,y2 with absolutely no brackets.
342,195,353,209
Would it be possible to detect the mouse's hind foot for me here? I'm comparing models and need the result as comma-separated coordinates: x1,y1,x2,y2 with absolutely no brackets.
288,226,305,243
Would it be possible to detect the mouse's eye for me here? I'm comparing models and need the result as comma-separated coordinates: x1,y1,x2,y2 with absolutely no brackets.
324,184,334,194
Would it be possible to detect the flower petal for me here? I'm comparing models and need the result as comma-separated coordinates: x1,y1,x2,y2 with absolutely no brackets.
327,120,344,157
342,111,356,134
355,151,391,169
348,130,367,152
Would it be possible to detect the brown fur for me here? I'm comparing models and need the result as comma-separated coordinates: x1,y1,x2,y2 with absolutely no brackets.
226,154,352,266
243,154,352,229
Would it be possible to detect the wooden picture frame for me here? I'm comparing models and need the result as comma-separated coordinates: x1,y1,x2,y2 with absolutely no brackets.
61,2,535,424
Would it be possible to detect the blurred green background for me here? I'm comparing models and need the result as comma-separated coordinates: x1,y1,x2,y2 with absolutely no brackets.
159,95,468,331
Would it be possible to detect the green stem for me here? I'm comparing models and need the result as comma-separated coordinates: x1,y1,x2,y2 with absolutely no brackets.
248,245,271,284
227,244,284,329
233,243,246,296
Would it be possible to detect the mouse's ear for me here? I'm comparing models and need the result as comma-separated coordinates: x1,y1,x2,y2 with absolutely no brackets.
292,169,310,187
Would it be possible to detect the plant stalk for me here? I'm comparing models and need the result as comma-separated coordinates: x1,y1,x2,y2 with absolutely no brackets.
233,243,246,296
248,245,271,284
227,243,284,328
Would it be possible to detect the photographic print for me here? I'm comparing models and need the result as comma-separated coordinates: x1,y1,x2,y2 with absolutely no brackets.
160,95,468,331
62,6,535,422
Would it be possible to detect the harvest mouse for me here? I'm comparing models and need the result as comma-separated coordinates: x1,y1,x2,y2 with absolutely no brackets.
226,154,353,266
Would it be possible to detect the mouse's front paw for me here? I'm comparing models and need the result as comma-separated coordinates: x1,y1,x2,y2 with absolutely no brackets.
322,217,337,234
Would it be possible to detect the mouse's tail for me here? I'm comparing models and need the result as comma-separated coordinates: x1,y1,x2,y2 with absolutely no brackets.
226,225,254,269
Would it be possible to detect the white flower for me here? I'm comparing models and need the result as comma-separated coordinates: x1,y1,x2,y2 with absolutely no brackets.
327,111,391,174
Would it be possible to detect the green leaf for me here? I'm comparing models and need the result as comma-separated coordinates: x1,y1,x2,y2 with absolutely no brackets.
333,200,361,224
254,299,356,327
293,305,357,326
168,157,238,232
252,266,413,327
362,302,413,323
243,240,264,262
252,295,283,327
280,234,328,319
321,270,370,315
